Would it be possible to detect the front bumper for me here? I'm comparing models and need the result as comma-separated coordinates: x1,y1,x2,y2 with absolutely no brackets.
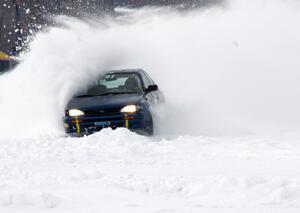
64,112,147,136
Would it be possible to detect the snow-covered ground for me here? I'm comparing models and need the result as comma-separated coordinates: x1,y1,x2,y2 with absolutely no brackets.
1,129,300,213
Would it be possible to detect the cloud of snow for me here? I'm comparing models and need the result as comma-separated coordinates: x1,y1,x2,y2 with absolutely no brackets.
0,0,300,137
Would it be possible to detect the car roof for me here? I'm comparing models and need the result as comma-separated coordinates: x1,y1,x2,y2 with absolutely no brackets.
106,69,145,74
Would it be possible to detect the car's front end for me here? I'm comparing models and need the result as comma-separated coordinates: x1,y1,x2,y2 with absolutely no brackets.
64,101,153,137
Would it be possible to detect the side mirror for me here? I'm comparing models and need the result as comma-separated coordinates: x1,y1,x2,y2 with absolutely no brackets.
145,85,158,93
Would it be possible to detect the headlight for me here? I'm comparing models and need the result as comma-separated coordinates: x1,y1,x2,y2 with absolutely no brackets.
120,105,137,113
69,109,84,117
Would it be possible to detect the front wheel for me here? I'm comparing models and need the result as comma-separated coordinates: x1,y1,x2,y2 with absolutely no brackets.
144,114,154,136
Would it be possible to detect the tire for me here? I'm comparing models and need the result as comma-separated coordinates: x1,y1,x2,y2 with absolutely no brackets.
145,114,154,136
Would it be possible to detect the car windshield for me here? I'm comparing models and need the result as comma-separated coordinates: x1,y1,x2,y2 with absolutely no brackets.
78,73,143,97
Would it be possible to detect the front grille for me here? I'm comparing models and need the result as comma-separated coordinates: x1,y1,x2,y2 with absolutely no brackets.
83,108,121,116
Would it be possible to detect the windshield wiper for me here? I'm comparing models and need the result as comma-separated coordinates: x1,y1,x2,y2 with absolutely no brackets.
97,92,139,96
76,92,139,98
76,95,95,98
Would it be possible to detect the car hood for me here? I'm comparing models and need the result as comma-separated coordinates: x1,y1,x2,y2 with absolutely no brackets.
67,93,144,110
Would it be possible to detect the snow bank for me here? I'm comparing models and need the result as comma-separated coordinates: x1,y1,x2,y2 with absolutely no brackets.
0,129,300,212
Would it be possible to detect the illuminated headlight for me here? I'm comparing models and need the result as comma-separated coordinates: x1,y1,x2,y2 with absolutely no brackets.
120,105,137,113
69,109,84,117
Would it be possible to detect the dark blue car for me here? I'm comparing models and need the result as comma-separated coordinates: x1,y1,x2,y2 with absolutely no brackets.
64,69,163,136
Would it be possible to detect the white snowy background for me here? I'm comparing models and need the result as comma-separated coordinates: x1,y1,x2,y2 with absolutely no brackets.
0,0,300,212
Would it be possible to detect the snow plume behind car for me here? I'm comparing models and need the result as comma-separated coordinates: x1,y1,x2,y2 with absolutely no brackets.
0,0,300,137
